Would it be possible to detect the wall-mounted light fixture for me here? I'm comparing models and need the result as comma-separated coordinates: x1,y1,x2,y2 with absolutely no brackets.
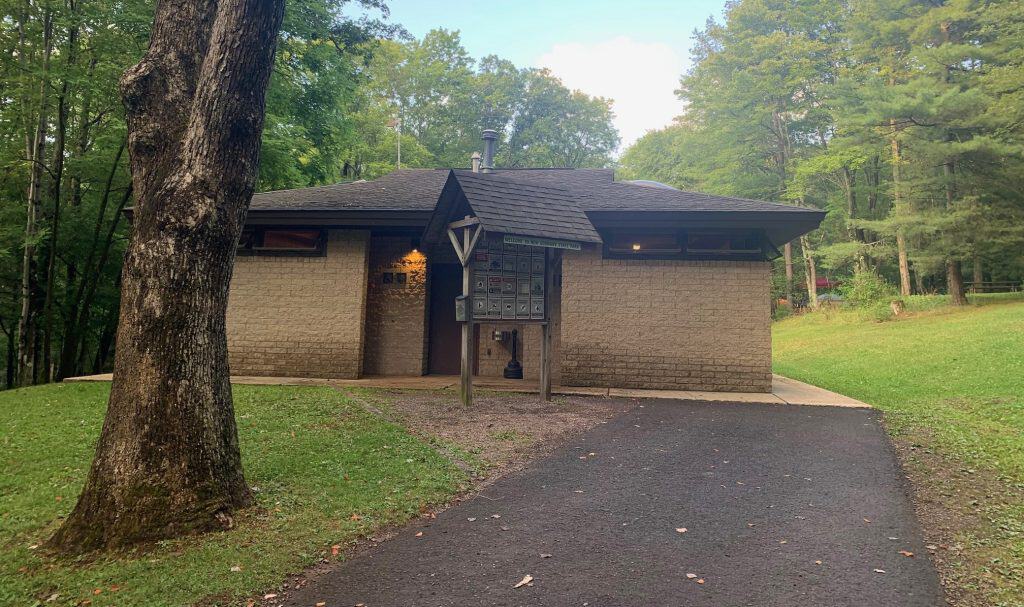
632,243,641,251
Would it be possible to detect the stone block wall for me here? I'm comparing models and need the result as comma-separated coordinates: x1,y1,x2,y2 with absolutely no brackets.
476,323,543,380
226,230,369,378
559,247,772,392
362,236,429,376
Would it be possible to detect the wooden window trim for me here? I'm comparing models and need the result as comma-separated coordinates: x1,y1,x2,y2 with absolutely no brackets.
237,227,327,257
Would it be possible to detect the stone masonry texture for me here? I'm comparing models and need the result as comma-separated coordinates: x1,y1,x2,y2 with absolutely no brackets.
363,235,429,376
227,230,369,378
559,247,772,392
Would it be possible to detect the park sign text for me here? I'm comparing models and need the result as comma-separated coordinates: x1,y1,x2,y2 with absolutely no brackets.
502,234,581,251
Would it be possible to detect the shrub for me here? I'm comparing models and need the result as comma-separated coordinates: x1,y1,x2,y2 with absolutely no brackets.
840,271,898,307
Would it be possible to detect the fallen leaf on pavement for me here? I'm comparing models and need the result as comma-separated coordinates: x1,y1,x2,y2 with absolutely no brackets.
263,594,278,599
675,528,687,533
696,579,705,584
899,550,914,558
925,544,938,550
540,553,552,558
316,603,326,607
467,517,477,522
415,531,423,537
814,560,822,565
686,573,697,579
514,574,534,588
491,514,501,519
873,569,886,574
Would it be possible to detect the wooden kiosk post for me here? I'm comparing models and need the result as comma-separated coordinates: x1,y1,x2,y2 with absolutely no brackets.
538,248,555,401
447,216,482,406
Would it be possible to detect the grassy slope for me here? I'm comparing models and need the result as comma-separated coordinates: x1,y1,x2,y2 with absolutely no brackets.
0,383,466,607
773,297,1024,606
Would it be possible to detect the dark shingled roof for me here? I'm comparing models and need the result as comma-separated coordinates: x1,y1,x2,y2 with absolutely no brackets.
448,171,601,243
247,167,820,217
249,169,449,211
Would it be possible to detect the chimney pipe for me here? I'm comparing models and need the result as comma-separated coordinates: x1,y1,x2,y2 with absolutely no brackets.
470,151,481,173
481,129,497,173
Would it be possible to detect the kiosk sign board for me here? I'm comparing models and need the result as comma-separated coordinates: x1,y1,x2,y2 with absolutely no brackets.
472,235,546,321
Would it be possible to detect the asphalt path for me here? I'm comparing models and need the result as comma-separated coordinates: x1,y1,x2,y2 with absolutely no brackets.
284,399,943,607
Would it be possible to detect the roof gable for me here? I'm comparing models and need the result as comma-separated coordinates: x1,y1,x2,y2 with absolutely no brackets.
422,171,602,249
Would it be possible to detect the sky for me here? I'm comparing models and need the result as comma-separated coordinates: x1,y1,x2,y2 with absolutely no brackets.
357,0,728,151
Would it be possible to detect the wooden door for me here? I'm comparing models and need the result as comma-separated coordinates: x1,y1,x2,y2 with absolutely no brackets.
428,263,462,374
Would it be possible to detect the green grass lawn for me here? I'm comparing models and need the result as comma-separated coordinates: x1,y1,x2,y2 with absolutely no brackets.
0,383,467,607
773,295,1024,606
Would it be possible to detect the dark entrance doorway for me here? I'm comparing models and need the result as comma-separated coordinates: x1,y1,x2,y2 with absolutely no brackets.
428,263,462,374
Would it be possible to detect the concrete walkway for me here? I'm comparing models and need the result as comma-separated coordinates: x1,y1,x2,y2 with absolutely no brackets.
64,372,869,408
281,399,940,607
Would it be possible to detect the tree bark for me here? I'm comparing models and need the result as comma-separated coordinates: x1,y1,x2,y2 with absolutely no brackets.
783,242,793,304
800,236,818,308
947,259,968,306
43,14,77,383
972,254,983,289
49,0,285,553
17,9,54,387
891,128,912,296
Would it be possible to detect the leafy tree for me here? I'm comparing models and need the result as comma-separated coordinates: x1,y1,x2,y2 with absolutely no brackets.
348,29,619,176
0,0,396,387
622,0,1024,304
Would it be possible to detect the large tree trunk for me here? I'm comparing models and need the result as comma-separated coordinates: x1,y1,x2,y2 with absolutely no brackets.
890,130,912,296
947,259,968,306
49,0,285,553
800,236,818,308
897,232,912,295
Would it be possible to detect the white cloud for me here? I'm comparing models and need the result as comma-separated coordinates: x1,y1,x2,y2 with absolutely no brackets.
535,36,687,152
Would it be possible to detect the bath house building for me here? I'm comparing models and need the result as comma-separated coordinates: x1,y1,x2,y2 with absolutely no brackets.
227,144,823,393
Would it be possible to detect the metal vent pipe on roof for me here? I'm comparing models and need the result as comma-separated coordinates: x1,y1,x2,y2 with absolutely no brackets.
471,151,481,173
481,129,497,173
